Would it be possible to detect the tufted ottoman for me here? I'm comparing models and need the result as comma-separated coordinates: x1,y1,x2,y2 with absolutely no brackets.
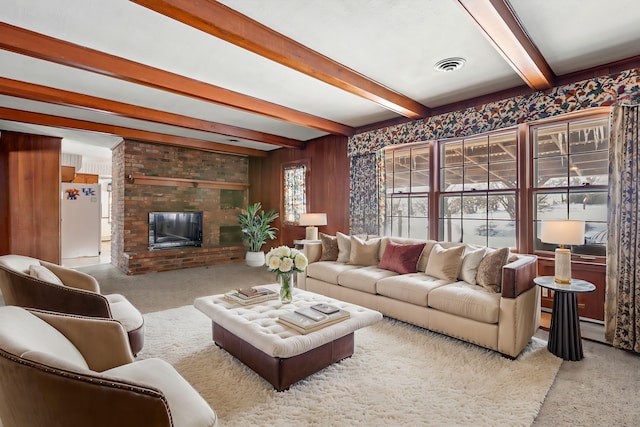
194,285,382,391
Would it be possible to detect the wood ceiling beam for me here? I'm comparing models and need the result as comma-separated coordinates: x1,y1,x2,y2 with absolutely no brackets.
0,22,353,136
131,0,431,119
0,77,303,149
0,107,267,157
456,0,554,90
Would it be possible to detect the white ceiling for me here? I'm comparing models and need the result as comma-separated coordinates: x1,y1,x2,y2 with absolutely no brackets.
1,0,639,160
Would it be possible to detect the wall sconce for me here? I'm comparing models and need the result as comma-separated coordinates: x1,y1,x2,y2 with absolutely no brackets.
299,213,327,241
540,220,585,284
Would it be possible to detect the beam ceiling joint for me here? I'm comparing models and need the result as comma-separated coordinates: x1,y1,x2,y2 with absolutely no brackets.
456,0,555,91
131,0,430,119
0,22,353,137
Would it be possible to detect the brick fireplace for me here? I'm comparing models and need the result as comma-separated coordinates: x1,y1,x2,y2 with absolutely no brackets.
111,139,248,274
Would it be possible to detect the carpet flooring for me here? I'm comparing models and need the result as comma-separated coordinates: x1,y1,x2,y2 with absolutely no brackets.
142,304,561,426
12,261,639,425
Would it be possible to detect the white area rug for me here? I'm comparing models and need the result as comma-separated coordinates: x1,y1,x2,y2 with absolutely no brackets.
141,305,561,426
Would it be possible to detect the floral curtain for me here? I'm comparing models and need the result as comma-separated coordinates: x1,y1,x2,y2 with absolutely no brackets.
283,165,306,223
605,103,640,352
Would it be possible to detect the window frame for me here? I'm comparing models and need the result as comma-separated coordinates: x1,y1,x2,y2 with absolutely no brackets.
528,112,610,261
384,143,432,240
437,128,519,248
381,107,611,257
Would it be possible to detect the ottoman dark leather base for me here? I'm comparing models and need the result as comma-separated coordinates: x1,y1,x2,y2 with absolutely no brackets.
212,321,354,391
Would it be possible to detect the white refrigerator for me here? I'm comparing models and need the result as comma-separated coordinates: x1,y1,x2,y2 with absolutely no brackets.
61,183,101,258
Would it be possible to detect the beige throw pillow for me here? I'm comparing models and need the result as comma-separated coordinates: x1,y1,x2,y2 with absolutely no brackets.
424,244,465,281
319,233,339,261
348,236,381,266
476,247,510,293
336,232,352,263
458,247,487,285
29,264,64,286
416,240,438,272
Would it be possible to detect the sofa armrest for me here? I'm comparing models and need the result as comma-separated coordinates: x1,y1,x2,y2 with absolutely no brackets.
40,261,101,293
501,255,537,299
29,309,134,372
303,242,323,264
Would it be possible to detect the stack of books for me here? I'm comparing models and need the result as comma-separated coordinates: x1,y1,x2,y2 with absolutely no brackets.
277,304,350,334
223,287,278,305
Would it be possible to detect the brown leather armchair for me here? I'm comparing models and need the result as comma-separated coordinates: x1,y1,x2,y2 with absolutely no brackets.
0,306,217,427
0,254,144,355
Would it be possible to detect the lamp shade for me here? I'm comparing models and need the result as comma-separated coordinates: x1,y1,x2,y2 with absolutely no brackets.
540,220,585,245
299,213,327,226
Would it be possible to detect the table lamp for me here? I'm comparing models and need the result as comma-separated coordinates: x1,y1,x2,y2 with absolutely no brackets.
540,220,585,284
299,213,327,241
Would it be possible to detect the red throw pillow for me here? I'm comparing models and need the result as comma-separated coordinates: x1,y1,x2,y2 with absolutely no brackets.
378,241,426,274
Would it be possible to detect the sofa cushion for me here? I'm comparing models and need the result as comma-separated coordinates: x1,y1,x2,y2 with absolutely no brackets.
102,358,217,427
336,232,352,263
424,244,465,281
338,266,397,294
476,247,510,293
378,240,426,274
318,233,339,261
307,261,360,284
29,264,65,286
458,247,487,285
377,273,452,306
428,282,501,324
348,236,381,266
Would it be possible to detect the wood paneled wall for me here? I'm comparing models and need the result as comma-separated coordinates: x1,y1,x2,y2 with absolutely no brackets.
249,134,350,248
0,131,61,263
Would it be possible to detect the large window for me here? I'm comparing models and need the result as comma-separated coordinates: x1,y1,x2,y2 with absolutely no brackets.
384,145,430,239
439,131,518,247
382,110,609,254
532,117,609,256
283,164,307,223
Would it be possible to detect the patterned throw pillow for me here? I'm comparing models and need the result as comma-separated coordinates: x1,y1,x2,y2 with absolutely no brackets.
319,233,339,261
424,244,465,281
348,236,381,266
336,232,352,263
476,247,510,292
378,241,426,274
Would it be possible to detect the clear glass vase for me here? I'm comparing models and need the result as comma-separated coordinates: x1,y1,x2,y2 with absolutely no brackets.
278,272,295,303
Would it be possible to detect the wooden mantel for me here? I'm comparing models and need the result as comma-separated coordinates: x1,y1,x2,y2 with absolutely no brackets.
127,174,249,190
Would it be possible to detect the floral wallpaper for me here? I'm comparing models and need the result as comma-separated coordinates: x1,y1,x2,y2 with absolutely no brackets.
348,67,640,234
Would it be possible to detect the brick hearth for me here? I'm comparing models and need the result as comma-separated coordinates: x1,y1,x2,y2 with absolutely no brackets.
111,139,248,275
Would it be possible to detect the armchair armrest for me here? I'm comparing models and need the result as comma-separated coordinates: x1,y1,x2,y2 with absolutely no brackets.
500,255,537,299
29,309,134,371
0,266,112,318
40,261,100,293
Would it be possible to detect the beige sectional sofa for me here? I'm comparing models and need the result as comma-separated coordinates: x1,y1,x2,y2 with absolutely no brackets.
298,234,540,358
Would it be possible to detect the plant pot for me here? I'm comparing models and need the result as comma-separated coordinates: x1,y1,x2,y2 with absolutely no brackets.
245,251,266,267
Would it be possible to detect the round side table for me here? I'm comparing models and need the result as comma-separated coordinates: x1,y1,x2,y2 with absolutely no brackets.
534,276,595,361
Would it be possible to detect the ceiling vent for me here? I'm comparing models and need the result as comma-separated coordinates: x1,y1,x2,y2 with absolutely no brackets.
434,57,466,72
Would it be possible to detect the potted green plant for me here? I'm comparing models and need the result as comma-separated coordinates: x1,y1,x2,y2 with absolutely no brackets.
238,202,279,267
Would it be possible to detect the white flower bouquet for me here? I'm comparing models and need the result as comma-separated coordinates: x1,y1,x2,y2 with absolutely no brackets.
266,245,308,274
265,246,308,303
